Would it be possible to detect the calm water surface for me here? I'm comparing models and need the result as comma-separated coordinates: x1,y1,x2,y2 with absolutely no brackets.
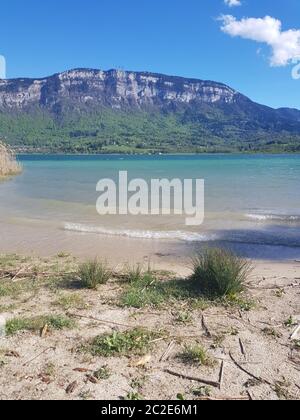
1,154,300,258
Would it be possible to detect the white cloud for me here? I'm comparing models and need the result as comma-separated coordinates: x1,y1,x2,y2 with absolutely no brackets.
224,0,242,7
220,15,300,66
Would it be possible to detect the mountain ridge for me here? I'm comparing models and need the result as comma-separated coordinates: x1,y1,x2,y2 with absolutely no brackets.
0,68,300,153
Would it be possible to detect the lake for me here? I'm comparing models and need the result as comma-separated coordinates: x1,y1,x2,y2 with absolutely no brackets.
1,154,300,260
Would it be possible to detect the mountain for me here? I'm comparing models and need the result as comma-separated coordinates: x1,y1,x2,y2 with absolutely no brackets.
0,68,300,153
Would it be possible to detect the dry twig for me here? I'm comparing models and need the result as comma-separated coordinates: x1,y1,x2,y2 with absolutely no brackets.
68,312,133,328
229,352,272,387
23,346,56,366
164,369,221,389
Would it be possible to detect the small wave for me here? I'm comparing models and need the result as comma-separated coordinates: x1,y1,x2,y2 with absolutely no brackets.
63,222,217,242
246,213,300,222
63,222,300,248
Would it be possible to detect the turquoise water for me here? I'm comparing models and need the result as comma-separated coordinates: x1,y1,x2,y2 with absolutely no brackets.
1,154,300,256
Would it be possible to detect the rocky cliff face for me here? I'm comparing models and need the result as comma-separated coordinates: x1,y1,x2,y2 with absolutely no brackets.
0,68,240,112
1,68,299,153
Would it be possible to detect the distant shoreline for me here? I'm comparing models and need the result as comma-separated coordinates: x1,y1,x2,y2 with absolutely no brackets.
16,151,300,157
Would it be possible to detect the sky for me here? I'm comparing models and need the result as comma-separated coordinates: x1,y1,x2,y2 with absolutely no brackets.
0,0,300,109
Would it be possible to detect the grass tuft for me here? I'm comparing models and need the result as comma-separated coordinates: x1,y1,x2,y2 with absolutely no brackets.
191,248,252,299
87,328,163,357
178,344,214,367
54,293,87,310
93,365,111,380
6,314,76,335
120,252,253,309
174,311,193,325
124,263,145,283
120,271,197,309
78,259,111,289
125,392,143,400
262,327,282,339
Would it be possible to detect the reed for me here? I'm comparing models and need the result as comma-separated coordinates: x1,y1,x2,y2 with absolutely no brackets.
0,141,22,179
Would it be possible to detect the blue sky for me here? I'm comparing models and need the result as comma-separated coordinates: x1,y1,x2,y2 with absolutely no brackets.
1,0,300,109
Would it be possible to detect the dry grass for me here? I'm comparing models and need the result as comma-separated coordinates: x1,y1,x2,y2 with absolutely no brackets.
191,248,252,299
78,259,112,290
0,141,22,179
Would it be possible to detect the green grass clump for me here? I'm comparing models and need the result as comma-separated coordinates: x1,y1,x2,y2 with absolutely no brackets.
125,392,144,400
124,264,145,283
262,327,282,339
178,344,214,367
192,386,212,397
121,273,165,308
223,294,255,312
54,293,86,310
120,270,197,309
0,279,38,299
93,365,111,380
0,281,17,297
87,328,162,357
174,311,193,325
191,248,252,299
120,254,252,309
6,314,76,335
78,259,111,289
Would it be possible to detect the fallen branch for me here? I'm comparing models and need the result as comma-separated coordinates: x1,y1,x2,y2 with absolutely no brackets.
229,352,272,387
68,313,133,328
164,369,221,389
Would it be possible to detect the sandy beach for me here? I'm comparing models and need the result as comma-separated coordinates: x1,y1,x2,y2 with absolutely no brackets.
0,246,299,400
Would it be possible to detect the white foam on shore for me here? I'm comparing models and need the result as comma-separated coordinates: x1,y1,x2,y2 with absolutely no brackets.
63,222,217,242
246,213,300,222
63,222,300,248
